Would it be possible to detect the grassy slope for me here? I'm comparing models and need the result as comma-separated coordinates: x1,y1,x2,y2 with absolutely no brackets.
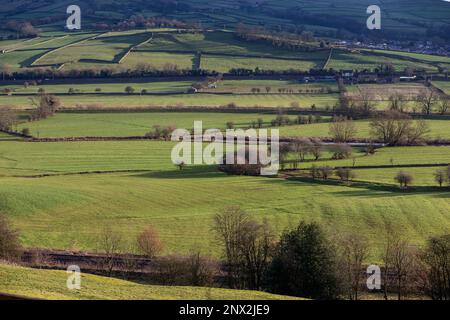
0,263,299,300
0,93,339,109
17,112,280,137
279,119,450,140
0,141,449,256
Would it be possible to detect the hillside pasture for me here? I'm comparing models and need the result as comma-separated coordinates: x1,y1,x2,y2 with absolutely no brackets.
0,263,299,300
0,141,449,255
0,92,340,109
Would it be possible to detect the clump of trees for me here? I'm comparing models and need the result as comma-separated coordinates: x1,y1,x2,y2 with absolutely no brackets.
5,20,38,38
279,138,323,170
369,110,430,146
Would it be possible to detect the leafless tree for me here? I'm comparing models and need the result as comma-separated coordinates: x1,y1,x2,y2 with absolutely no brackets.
0,63,12,81
335,168,356,182
212,206,249,288
434,169,447,187
389,93,407,112
0,107,17,131
329,116,356,143
238,219,275,290
337,232,370,300
370,110,429,146
137,225,163,258
187,250,218,287
416,90,438,115
98,226,123,276
395,171,413,189
0,215,21,262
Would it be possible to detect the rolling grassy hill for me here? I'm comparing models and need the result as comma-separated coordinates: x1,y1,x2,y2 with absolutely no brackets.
0,263,300,300
0,140,449,257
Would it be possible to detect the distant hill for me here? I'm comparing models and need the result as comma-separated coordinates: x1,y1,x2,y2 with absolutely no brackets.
0,0,449,41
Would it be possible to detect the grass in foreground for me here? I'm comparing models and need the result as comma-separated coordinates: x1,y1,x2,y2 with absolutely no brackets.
0,263,299,300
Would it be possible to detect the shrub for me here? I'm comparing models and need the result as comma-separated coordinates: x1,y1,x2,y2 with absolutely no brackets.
336,168,356,182
318,166,333,180
395,171,413,188
331,143,352,160
137,225,163,258
21,128,30,136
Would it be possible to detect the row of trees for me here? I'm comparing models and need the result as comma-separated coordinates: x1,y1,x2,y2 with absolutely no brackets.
329,112,431,146
213,207,450,300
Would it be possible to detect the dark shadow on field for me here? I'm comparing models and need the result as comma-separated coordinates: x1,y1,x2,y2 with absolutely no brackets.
133,165,226,179
263,175,450,198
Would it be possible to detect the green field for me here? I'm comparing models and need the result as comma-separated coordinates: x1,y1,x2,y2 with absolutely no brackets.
353,166,449,186
0,140,449,256
0,263,299,300
328,50,438,72
16,112,283,138
296,146,450,169
0,93,339,109
0,81,194,95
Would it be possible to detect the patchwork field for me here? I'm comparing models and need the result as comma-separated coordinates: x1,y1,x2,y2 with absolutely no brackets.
16,112,283,138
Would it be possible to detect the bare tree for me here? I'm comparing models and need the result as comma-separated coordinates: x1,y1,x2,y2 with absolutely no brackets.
395,171,413,189
337,232,370,300
188,250,218,287
416,90,438,115
329,116,357,143
98,226,123,276
137,225,163,258
310,138,322,161
421,234,450,300
335,168,356,182
0,107,17,131
434,169,447,187
382,225,417,300
212,206,249,288
0,215,21,262
437,96,449,115
358,91,375,115
389,93,407,112
0,63,12,81
370,110,429,146
238,219,275,290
